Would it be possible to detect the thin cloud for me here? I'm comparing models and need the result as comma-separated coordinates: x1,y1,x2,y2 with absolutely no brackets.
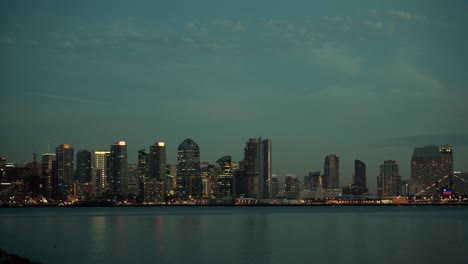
24,92,112,107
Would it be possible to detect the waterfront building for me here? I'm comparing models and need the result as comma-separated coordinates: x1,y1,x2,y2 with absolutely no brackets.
137,149,148,181
242,138,272,199
90,150,110,196
284,174,300,199
411,145,453,188
324,154,339,189
55,144,74,199
148,142,166,182
109,140,128,196
354,160,366,189
453,171,468,195
41,153,56,198
378,160,401,197
176,138,201,198
304,171,322,190
271,175,279,198
214,156,234,198
76,150,91,183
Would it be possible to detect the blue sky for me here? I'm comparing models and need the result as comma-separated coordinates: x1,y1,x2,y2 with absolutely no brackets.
1,0,467,193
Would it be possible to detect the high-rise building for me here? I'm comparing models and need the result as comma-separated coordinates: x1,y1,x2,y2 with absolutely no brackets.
76,150,91,183
242,137,272,199
354,160,366,189
378,160,401,197
176,138,201,198
41,153,56,198
284,174,300,199
271,175,279,198
137,149,148,181
214,156,234,198
90,150,110,196
55,144,74,198
262,139,272,198
304,171,322,190
324,154,339,189
109,140,128,196
149,142,166,182
411,145,453,188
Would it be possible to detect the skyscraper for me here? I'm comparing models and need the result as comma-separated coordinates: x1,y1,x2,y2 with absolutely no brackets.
137,149,148,181
148,142,166,182
41,153,56,198
378,160,401,197
176,138,200,198
262,139,272,198
353,160,366,189
91,150,110,196
215,156,234,198
55,144,74,198
109,140,128,196
324,154,339,189
76,150,91,183
242,137,272,199
411,145,453,188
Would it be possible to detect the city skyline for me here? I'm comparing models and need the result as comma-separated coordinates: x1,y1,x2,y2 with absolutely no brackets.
1,1,468,191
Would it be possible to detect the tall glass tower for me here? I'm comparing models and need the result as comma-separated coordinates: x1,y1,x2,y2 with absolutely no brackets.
109,140,128,196
324,154,339,189
176,138,200,198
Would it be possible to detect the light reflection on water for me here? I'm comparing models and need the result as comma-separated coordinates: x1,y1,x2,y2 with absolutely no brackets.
0,206,467,264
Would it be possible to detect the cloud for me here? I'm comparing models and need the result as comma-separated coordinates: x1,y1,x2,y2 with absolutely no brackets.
388,10,427,22
24,92,112,107
311,44,362,75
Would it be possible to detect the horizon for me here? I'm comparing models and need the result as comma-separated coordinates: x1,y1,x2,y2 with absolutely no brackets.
1,0,468,193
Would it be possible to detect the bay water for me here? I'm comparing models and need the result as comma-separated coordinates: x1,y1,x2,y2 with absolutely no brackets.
0,206,467,264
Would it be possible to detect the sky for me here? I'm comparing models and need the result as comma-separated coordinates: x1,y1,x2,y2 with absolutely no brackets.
1,0,467,193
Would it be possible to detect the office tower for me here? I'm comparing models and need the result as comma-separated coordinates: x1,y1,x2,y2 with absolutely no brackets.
271,175,279,198
242,137,272,199
262,139,272,198
76,150,91,183
201,163,216,198
55,144,74,198
137,149,148,181
304,171,322,190
378,160,401,197
176,138,201,198
324,154,339,189
215,156,233,198
109,140,128,196
41,153,56,198
354,160,366,188
411,145,453,188
90,150,110,196
148,142,166,182
284,174,300,199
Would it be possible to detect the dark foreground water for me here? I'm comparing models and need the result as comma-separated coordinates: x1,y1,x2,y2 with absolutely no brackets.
0,206,467,264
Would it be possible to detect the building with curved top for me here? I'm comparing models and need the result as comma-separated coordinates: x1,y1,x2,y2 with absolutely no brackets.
176,138,201,198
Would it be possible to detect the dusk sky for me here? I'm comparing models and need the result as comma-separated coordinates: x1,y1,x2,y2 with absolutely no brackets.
1,0,467,193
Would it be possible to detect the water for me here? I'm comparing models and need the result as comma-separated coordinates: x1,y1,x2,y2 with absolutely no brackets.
0,206,467,264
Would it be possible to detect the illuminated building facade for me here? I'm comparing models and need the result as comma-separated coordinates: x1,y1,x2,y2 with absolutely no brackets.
109,140,128,196
55,144,74,198
149,142,166,182
378,160,401,196
411,145,453,188
214,156,234,198
137,149,148,181
91,150,110,196
176,138,201,198
324,154,339,189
